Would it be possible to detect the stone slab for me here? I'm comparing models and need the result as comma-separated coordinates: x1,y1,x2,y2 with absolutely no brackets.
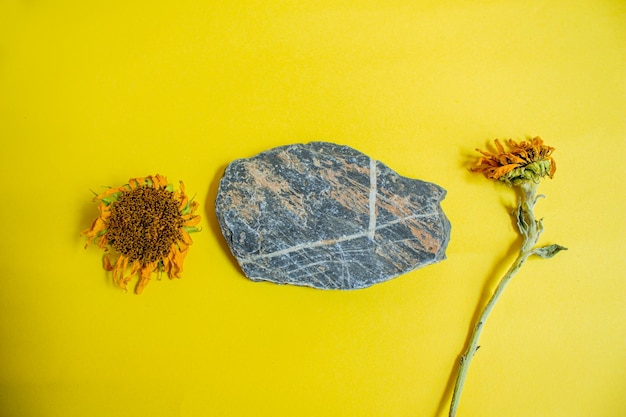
215,142,450,289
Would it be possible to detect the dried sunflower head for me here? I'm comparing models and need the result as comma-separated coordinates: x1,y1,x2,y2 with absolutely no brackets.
82,174,201,294
471,137,556,186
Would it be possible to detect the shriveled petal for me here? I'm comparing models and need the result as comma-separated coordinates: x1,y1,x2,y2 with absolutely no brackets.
135,261,158,294
112,255,128,287
494,139,505,153
181,229,194,246
178,191,189,211
183,215,201,226
154,174,169,188
167,244,185,278
548,158,557,178
97,233,108,249
82,216,107,246
129,177,145,190
122,261,141,286
103,255,114,271
489,164,520,179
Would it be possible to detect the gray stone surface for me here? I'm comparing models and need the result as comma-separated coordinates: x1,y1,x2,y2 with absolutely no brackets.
215,142,451,290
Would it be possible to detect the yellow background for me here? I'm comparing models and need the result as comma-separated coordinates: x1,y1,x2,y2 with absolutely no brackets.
1,0,625,416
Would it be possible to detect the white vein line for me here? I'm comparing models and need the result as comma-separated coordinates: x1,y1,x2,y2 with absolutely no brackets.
367,158,377,240
239,211,436,264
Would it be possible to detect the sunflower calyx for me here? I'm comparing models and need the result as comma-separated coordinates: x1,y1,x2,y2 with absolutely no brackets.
500,159,553,186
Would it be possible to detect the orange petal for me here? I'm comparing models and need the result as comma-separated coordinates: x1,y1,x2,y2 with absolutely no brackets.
112,255,126,287
135,262,157,294
490,164,519,179
548,157,557,177
161,256,172,275
97,233,108,249
129,177,146,190
82,216,106,241
183,215,201,226
154,174,169,188
178,192,189,211
475,148,495,158
494,139,505,153
181,229,194,245
122,261,141,286
98,206,111,222
103,255,114,271
168,245,184,278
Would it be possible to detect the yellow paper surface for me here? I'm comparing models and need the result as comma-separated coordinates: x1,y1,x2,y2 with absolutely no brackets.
1,1,625,416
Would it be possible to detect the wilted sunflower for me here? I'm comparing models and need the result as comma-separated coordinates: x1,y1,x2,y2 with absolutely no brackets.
448,138,565,417
471,136,556,185
82,174,201,294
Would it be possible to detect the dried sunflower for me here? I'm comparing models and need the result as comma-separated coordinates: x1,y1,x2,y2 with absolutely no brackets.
448,139,566,417
82,174,201,294
471,136,556,185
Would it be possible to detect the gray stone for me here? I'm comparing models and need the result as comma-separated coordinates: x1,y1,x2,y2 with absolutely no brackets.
215,142,450,290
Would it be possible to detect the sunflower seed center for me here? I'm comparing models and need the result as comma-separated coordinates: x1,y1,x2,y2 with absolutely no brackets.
107,186,183,264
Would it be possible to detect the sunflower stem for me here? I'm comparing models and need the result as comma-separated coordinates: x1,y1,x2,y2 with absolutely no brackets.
448,182,540,417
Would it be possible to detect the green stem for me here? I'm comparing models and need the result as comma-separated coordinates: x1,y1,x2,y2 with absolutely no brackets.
448,248,532,417
448,182,539,417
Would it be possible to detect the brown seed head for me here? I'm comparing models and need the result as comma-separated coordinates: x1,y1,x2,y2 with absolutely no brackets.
106,186,184,265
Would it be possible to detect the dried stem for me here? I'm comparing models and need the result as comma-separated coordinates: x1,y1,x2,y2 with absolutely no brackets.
448,182,541,417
